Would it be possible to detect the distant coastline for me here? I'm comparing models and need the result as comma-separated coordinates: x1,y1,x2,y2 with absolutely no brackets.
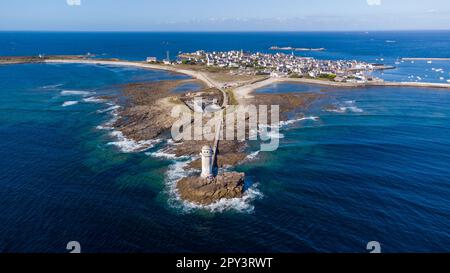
42,57,450,104
269,46,326,52
232,77,450,102
1,56,450,100
401,58,450,61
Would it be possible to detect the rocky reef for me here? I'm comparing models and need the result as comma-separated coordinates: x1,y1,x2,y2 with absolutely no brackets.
177,172,245,205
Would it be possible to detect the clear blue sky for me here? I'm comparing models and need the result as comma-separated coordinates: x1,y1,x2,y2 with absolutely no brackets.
1,0,449,31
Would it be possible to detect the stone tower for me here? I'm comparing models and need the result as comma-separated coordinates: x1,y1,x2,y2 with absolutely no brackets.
200,145,213,178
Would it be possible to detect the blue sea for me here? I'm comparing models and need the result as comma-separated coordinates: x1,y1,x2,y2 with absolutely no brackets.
0,32,449,253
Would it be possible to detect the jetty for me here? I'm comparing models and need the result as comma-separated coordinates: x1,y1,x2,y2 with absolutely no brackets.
401,58,450,61
177,122,246,205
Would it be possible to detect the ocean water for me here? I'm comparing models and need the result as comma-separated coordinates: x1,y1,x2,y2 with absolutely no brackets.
1,31,449,83
0,32,449,253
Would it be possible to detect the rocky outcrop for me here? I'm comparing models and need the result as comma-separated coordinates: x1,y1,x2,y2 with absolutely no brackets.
177,172,245,205
113,79,204,141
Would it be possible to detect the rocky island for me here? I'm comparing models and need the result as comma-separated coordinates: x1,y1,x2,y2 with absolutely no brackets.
177,172,245,205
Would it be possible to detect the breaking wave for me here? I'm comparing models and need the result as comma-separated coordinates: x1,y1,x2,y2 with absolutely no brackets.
146,147,190,160
247,150,260,160
61,101,79,107
83,96,107,103
181,184,263,213
107,130,161,153
326,100,363,113
60,90,94,97
279,116,320,127
97,105,120,113
96,103,119,130
92,100,159,153
257,116,319,139
41,83,63,90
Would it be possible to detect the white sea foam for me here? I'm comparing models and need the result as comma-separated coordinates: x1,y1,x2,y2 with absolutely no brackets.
42,83,63,89
256,116,319,139
326,107,346,113
263,130,284,139
279,116,319,127
83,96,106,103
146,149,189,160
97,105,120,113
107,130,160,153
96,113,118,130
246,150,260,160
260,116,319,129
347,106,364,113
62,101,79,107
183,185,263,213
96,103,120,130
326,100,363,114
60,90,94,97
96,125,109,130
331,106,363,113
257,124,283,139
166,139,181,146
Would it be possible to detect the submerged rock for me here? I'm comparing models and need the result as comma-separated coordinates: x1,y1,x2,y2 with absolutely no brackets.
177,172,245,205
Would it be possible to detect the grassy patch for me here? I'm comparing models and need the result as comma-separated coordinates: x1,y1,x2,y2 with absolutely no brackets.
318,73,337,80
226,89,239,105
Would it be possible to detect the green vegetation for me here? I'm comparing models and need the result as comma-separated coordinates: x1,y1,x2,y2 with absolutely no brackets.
226,89,239,105
182,59,198,65
318,73,337,80
289,73,303,78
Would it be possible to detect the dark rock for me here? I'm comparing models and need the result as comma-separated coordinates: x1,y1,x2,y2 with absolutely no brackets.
177,172,245,205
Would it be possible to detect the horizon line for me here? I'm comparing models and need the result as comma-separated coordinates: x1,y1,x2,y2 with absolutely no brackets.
1,29,450,33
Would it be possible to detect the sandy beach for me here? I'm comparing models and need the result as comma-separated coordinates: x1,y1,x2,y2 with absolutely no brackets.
44,59,218,88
